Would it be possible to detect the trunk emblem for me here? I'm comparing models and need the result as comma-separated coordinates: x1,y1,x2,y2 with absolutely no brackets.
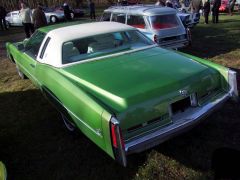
179,89,189,97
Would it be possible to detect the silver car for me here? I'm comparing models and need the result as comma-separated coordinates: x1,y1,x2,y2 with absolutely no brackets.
5,9,66,26
5,11,22,26
101,5,191,49
43,7,66,23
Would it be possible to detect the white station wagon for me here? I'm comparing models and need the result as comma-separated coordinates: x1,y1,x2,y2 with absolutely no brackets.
101,5,191,49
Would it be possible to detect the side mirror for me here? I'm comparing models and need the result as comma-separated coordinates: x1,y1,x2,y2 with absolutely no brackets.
17,43,25,51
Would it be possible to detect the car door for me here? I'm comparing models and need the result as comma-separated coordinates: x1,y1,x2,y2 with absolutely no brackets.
12,12,21,25
19,31,46,86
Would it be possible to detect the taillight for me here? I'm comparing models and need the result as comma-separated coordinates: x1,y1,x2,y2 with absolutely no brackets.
110,117,127,166
153,34,158,43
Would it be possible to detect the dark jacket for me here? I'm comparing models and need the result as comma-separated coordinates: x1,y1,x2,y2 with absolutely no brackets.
203,1,210,13
212,0,221,10
32,7,47,28
90,2,95,12
0,6,7,18
63,5,72,20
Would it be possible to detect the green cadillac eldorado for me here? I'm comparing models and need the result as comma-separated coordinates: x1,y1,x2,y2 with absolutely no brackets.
6,22,239,166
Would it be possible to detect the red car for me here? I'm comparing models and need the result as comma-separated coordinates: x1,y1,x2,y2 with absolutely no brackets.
219,0,229,12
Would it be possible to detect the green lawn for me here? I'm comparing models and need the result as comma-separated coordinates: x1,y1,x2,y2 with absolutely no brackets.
0,13,240,180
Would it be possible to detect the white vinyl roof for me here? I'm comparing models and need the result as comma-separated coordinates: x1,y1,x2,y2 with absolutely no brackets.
37,22,137,67
47,22,135,43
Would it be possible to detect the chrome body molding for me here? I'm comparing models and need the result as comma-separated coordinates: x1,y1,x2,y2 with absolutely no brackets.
228,69,239,100
124,89,233,154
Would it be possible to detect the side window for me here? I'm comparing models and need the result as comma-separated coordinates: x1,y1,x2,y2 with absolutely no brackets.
25,31,46,59
101,12,111,21
127,15,146,29
112,13,126,24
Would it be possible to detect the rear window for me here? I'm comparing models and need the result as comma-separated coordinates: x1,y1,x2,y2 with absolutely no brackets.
62,30,154,64
127,15,146,29
101,12,111,21
112,13,126,24
149,14,179,29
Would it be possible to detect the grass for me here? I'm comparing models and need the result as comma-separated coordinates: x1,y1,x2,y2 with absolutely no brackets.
0,13,240,180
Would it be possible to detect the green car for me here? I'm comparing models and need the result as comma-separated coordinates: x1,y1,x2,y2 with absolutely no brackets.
6,22,239,166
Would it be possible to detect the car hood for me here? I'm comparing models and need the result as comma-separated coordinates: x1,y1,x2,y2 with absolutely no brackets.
61,47,220,113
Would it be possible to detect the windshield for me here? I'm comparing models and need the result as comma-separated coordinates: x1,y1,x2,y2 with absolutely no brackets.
149,14,179,30
62,30,154,64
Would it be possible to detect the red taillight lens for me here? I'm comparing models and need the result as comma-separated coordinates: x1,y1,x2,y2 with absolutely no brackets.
111,122,125,149
111,123,118,148
110,118,127,166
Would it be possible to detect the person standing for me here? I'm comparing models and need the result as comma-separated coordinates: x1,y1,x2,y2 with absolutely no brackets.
203,0,210,24
20,2,34,38
0,6,8,30
32,3,47,29
212,0,221,23
89,0,96,19
63,3,72,21
190,0,203,13
228,0,236,15
155,0,166,6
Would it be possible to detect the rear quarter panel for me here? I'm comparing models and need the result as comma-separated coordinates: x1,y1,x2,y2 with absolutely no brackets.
35,64,115,158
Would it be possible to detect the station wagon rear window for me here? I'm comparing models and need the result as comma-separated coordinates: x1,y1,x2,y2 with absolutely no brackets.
112,13,126,24
127,15,146,29
62,30,154,64
149,14,179,29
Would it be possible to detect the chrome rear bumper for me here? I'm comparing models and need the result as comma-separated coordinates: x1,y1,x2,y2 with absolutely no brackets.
124,69,238,155
125,91,230,154
114,69,238,166
160,39,189,49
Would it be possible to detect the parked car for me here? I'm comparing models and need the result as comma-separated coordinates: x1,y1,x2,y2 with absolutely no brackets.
6,22,239,166
5,11,22,26
101,5,191,49
43,7,65,23
5,8,65,26
54,5,85,17
177,5,200,27
219,0,229,12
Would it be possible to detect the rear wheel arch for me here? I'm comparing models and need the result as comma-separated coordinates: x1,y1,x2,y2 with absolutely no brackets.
41,86,77,131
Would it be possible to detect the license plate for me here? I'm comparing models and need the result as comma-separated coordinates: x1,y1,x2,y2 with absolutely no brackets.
171,97,191,115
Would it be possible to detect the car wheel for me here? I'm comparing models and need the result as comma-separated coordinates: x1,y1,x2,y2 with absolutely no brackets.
50,16,58,23
16,64,27,79
61,113,76,131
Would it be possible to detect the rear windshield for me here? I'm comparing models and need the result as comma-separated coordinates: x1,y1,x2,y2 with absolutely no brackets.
62,30,154,64
149,14,179,29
